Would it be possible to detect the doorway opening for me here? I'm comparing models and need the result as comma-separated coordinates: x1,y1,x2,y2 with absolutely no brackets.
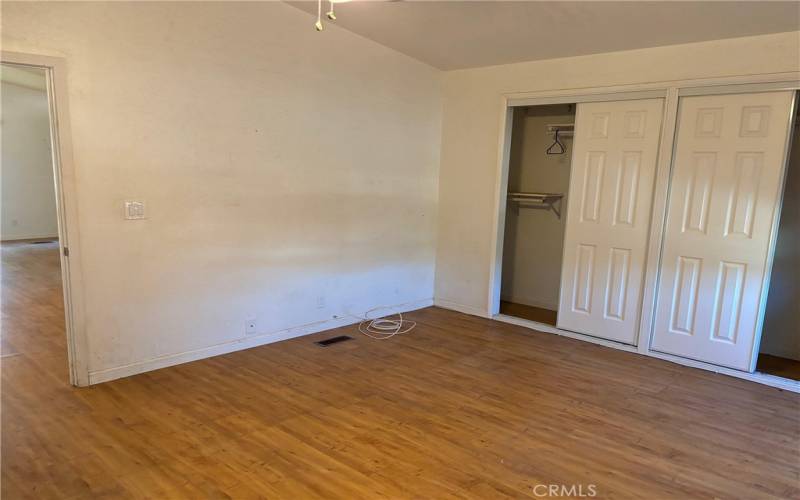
1,62,70,384
499,104,575,326
757,91,800,381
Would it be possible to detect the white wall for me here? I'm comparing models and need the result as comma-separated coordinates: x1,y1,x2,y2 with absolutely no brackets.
434,32,800,316
761,122,800,361
1,2,442,381
1,77,59,241
501,105,573,310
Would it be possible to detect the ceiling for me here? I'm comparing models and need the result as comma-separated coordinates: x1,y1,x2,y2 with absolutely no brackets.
287,1,800,70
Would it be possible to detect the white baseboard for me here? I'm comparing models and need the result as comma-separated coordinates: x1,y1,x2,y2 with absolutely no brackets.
1,234,59,242
88,298,433,385
494,313,635,351
493,313,800,394
499,294,558,311
759,346,800,362
433,298,490,318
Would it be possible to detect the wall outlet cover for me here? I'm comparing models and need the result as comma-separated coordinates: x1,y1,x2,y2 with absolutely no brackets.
245,318,257,335
124,200,146,220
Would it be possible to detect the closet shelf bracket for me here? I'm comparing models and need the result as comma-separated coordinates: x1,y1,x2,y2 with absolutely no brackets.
507,192,564,219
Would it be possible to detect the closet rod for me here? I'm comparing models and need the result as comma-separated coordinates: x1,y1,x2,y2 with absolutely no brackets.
546,124,574,137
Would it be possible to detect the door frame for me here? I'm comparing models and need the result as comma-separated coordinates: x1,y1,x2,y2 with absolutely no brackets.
2,51,89,386
488,88,669,322
489,88,673,336
487,71,800,391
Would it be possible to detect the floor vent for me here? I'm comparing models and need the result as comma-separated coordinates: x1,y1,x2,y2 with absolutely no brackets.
315,335,353,347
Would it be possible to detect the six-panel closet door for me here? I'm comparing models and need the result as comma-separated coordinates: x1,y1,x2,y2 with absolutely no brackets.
650,91,794,371
557,99,664,344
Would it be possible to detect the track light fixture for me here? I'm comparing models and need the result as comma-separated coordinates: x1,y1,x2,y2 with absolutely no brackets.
316,0,347,31
315,0,324,30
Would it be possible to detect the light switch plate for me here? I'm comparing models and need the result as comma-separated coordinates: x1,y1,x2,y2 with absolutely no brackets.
124,200,146,220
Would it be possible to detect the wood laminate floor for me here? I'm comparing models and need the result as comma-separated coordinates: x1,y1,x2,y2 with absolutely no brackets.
2,241,799,499
499,301,558,326
757,353,800,382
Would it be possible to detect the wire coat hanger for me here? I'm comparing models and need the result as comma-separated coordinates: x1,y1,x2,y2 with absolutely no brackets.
546,128,566,155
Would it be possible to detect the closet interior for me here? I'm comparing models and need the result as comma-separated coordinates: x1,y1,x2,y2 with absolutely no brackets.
500,104,575,326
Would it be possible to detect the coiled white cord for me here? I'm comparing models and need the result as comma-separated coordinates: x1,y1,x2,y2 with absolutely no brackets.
356,307,416,340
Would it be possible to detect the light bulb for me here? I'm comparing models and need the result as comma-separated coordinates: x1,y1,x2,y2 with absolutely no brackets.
315,0,324,31
327,0,336,20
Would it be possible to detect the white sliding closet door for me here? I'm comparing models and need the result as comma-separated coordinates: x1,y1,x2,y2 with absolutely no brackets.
558,99,664,344
651,91,794,371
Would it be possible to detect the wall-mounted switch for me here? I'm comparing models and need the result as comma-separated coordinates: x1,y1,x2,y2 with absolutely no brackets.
124,200,146,220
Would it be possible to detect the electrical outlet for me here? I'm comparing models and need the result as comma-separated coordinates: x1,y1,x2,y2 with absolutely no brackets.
124,200,146,220
245,318,257,335
316,296,326,309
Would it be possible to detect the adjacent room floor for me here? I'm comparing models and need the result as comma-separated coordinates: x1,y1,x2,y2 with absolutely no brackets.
499,300,558,326
2,243,799,499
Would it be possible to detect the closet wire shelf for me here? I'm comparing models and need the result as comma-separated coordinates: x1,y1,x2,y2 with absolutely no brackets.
507,192,564,219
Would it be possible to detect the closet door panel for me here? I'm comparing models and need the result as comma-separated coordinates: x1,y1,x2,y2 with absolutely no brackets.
651,91,793,371
558,99,664,344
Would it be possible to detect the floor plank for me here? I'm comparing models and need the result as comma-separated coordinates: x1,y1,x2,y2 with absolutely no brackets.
2,242,799,499
758,353,800,381
499,301,558,326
